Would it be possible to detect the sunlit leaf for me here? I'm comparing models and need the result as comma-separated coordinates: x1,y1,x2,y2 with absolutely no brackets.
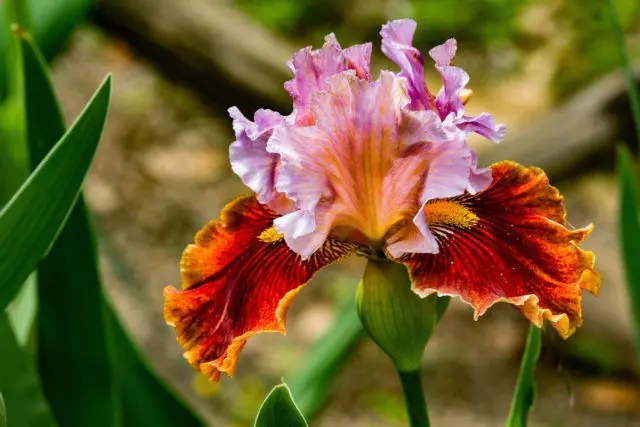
506,324,542,427
0,313,56,427
0,73,110,310
255,383,308,427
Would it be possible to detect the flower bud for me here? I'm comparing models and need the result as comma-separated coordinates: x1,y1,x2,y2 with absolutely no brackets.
356,259,437,372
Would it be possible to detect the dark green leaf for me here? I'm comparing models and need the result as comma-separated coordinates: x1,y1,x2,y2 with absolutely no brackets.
0,313,56,427
289,294,363,418
617,146,640,354
0,73,111,310
506,324,542,427
18,34,205,427
106,303,207,427
255,383,308,427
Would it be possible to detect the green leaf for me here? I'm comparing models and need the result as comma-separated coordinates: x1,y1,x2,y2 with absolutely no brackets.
0,313,56,427
0,73,111,311
106,304,206,427
506,324,542,427
18,33,205,427
617,146,640,354
0,391,5,427
254,383,308,427
289,293,364,418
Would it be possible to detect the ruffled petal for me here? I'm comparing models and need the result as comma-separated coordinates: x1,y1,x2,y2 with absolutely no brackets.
456,113,507,143
380,19,434,110
284,34,345,125
428,38,457,66
427,39,506,143
433,65,469,121
467,150,492,194
399,161,600,338
164,196,356,380
344,42,372,80
228,107,282,205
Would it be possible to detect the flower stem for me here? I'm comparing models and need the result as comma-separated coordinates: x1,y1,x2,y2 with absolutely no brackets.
398,369,431,427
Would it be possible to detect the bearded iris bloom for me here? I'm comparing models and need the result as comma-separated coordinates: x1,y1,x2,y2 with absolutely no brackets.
164,19,600,381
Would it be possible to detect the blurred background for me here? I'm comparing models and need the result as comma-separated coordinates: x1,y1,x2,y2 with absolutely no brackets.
34,0,640,425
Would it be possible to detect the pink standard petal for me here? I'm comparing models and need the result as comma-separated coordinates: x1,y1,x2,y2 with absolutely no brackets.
228,107,282,205
271,71,473,258
380,19,434,110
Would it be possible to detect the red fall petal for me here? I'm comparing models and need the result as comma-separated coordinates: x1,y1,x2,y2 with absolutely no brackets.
164,196,356,380
400,161,600,339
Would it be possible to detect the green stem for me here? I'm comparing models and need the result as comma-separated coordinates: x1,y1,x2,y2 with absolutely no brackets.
398,369,431,427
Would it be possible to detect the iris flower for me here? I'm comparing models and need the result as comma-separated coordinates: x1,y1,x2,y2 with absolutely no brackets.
164,19,600,381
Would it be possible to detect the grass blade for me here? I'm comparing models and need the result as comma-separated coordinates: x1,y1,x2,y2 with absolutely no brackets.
506,324,542,427
0,313,56,427
0,74,110,310
254,383,308,427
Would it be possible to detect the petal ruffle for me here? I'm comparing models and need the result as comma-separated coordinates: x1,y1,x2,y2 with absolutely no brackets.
228,107,282,206
380,19,434,110
399,161,600,338
427,39,506,143
284,34,372,126
164,196,356,380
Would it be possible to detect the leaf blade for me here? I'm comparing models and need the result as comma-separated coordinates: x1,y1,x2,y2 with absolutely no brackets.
254,383,308,427
0,73,111,310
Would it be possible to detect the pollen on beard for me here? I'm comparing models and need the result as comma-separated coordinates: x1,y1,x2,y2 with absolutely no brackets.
258,226,284,243
423,200,479,230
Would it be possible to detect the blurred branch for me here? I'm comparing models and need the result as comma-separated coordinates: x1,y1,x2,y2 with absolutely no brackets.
91,0,294,115
483,66,640,181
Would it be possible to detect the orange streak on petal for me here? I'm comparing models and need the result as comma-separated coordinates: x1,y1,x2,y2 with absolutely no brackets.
164,196,356,381
401,161,601,339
